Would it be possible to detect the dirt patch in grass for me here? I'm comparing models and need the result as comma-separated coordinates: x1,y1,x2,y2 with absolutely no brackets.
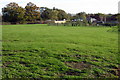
110,65,120,77
2,61,12,68
65,61,91,70
19,61,31,67
71,54,88,58
117,67,120,77
1,40,19,42
66,48,80,52
3,53,16,56
65,69,81,76
91,60,99,62
19,61,27,65
2,49,39,53
64,61,91,76
91,55,108,62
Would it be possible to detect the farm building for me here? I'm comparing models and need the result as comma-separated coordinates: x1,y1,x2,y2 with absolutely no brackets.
54,20,66,24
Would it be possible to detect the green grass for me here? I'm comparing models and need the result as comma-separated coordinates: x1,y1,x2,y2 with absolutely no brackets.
2,24,119,78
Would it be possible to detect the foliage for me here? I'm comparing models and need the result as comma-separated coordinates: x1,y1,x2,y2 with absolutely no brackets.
25,2,41,22
107,26,118,32
2,2,25,23
41,9,53,20
1,2,119,26
94,13,106,21
57,9,68,20
41,8,68,20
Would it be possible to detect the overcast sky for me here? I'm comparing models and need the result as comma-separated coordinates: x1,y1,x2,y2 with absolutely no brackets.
0,0,120,14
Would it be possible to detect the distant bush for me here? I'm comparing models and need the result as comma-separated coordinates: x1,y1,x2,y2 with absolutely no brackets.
2,22,12,25
107,26,118,32
103,23,118,27
118,25,120,32
48,21,89,27
2,21,49,25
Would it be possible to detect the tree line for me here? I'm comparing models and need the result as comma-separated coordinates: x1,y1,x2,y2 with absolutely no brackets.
2,2,69,24
1,2,120,26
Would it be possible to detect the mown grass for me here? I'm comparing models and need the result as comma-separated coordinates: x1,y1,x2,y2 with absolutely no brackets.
2,24,119,78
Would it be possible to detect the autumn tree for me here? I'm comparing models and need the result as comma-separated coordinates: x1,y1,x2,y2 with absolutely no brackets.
67,13,73,20
117,14,120,23
25,2,41,22
41,7,68,21
41,8,53,20
93,13,106,22
57,9,68,20
2,2,25,23
116,14,120,29
76,12,88,25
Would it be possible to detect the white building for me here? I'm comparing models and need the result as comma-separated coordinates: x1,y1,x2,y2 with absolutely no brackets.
54,19,66,24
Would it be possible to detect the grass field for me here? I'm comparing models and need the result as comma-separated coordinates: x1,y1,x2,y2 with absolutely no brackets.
2,24,119,78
